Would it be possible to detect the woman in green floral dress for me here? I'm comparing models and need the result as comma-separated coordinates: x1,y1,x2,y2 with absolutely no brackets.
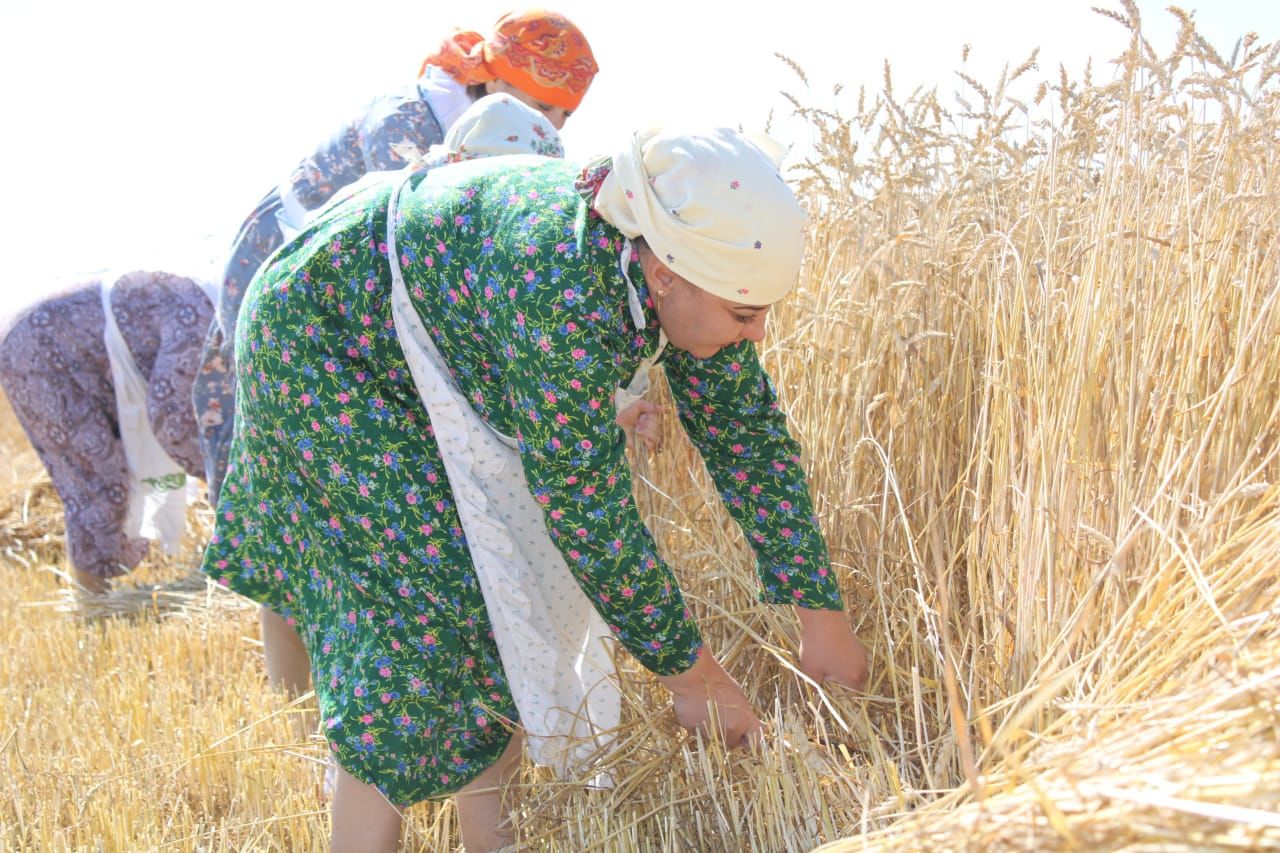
203,125,869,851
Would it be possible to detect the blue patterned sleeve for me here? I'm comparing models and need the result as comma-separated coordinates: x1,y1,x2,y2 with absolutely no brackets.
286,87,447,213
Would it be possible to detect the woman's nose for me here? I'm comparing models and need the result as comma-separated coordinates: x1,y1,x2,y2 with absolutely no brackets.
740,315,768,343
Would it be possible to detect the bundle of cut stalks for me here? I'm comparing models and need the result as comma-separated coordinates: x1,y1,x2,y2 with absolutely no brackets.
1,3,1277,849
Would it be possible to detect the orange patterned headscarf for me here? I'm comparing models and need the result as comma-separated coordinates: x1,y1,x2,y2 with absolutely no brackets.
420,9,598,111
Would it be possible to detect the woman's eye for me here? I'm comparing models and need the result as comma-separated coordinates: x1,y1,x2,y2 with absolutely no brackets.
736,314,756,324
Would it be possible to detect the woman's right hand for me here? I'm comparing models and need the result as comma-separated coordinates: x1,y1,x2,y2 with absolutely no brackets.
657,648,763,748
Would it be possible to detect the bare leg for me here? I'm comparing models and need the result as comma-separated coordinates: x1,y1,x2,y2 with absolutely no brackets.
330,764,403,853
260,605,312,696
455,731,524,853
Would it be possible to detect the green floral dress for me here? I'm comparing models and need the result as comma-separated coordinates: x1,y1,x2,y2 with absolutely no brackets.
203,156,843,804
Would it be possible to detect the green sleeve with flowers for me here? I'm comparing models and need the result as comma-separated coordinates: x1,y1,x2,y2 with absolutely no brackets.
662,342,844,610
500,296,706,677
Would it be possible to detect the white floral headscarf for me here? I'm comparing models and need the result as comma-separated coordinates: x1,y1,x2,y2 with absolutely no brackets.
394,93,564,168
591,127,806,304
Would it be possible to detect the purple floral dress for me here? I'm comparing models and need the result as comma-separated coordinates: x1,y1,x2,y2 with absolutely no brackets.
192,81,453,503
0,272,211,578
201,157,843,804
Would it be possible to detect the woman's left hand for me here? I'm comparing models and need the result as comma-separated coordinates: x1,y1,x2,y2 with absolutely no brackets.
617,399,665,452
794,607,869,691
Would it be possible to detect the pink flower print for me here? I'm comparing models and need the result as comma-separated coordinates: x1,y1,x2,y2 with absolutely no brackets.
730,180,740,189
361,732,375,745
738,288,751,295
361,713,374,724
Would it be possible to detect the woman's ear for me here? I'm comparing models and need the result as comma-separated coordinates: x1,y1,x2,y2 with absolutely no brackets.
637,243,674,288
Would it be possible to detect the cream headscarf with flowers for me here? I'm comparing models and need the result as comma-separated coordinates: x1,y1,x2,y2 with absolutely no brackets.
392,93,564,168
591,127,806,304
293,95,565,240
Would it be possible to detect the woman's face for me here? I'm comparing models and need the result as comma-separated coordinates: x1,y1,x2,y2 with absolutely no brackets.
639,245,771,360
485,79,572,129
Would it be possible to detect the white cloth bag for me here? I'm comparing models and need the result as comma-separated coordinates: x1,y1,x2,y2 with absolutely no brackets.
384,172,621,779
100,276,188,553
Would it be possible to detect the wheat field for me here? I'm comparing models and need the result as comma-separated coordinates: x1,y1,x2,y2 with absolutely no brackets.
2,5,1278,850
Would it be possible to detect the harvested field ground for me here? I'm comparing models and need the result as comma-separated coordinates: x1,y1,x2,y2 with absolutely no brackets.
2,6,1277,850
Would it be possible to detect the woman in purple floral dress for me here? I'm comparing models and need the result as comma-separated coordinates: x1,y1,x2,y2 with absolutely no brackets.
0,272,213,591
202,127,870,851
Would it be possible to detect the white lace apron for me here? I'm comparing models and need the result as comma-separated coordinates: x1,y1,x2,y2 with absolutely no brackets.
384,172,621,779
100,276,188,553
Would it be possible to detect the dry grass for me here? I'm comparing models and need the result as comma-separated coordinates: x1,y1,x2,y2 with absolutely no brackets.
2,5,1278,850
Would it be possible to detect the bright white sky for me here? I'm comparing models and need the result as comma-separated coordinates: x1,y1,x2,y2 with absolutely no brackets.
0,0,1274,317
